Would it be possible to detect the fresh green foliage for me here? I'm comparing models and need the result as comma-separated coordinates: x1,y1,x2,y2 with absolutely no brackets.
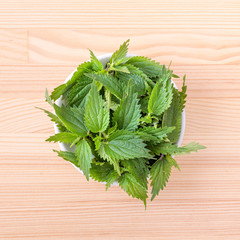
110,65,130,73
39,40,205,207
113,82,141,131
180,75,187,109
166,154,181,171
67,76,92,107
86,72,124,99
150,157,171,201
54,104,88,136
97,143,121,175
148,79,173,116
98,130,152,161
75,139,92,180
53,150,78,166
137,126,175,143
162,79,187,143
85,82,109,133
50,61,92,101
117,72,146,96
149,142,206,156
45,89,53,106
110,39,130,65
36,107,62,125
89,49,103,71
46,132,79,144
127,56,162,78
122,158,149,189
119,173,148,207
90,161,119,190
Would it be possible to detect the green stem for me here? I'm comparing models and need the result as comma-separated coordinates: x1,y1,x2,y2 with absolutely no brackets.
106,89,111,110
147,113,152,122
102,132,108,139
85,137,98,159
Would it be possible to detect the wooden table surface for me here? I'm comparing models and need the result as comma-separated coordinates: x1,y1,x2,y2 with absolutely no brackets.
1,0,240,239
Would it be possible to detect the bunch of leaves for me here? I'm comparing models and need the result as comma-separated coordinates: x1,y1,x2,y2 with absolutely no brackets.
39,39,205,207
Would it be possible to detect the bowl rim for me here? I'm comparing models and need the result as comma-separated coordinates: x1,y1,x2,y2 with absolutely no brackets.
54,53,186,186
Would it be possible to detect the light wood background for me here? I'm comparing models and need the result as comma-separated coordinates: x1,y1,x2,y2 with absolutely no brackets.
1,0,240,239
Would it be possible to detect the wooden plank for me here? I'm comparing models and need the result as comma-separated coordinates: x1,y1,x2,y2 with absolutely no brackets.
1,65,240,98
0,29,28,64
0,65,73,98
28,29,240,64
0,0,240,29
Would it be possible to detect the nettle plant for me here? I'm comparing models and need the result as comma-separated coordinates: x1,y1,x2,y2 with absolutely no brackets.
40,40,205,207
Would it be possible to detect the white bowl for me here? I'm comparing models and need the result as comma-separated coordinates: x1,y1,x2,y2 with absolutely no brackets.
54,53,185,186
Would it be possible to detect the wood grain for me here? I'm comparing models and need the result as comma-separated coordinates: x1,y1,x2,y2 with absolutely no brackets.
0,29,28,64
0,0,240,29
1,0,240,239
29,29,240,64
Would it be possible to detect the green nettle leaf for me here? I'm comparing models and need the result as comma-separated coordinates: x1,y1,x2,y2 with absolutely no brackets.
53,150,78,166
67,76,92,106
93,135,103,151
166,155,180,171
138,126,175,143
150,157,172,201
90,161,119,190
54,104,88,137
110,39,130,65
71,106,88,126
86,72,124,99
85,137,100,161
50,84,70,102
46,132,79,144
120,63,155,89
113,83,141,131
117,72,146,96
118,173,148,207
97,145,121,175
128,74,146,96
45,89,53,106
122,158,149,189
180,75,187,110
148,79,173,116
107,123,118,135
98,130,152,162
136,131,159,142
127,56,162,78
110,65,130,73
123,64,152,79
149,142,206,156
77,61,93,72
75,139,92,180
36,107,62,125
85,82,109,133
162,87,184,143
172,74,180,78
50,61,92,101
89,49,103,71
